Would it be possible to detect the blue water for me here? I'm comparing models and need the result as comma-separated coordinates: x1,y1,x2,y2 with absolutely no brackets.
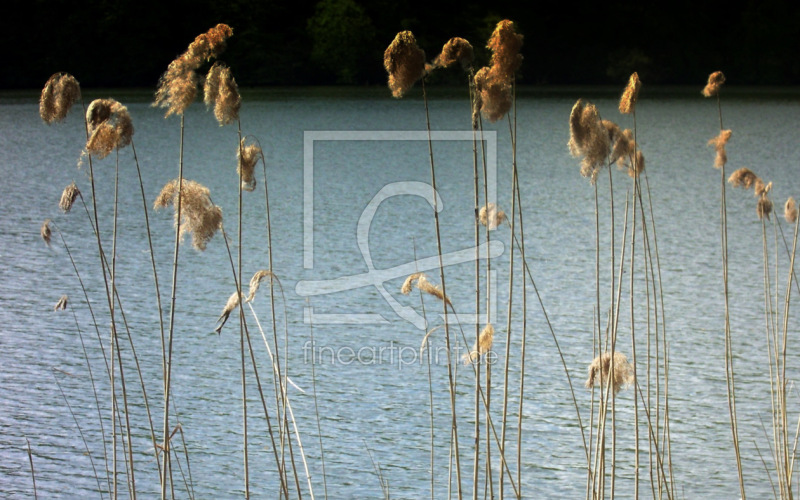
1,85,800,498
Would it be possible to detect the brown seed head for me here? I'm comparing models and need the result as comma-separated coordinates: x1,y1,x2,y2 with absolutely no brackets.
702,71,726,97
214,290,240,334
401,272,425,295
479,203,506,230
383,31,426,98
416,275,452,306
85,99,134,159
619,72,641,114
41,219,52,246
433,37,474,70
60,182,81,213
205,63,241,126
237,138,261,192
728,167,759,190
585,351,634,394
757,194,773,220
474,66,511,123
785,197,798,224
154,179,223,251
40,73,81,124
463,324,495,364
755,180,772,198
487,20,523,82
708,129,732,169
54,295,68,311
245,269,274,302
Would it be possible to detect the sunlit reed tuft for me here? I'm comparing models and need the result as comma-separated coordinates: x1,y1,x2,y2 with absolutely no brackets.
401,272,451,305
785,197,798,224
619,72,641,114
757,195,773,220
383,31,426,98
39,73,81,124
214,291,240,334
54,295,68,311
755,179,772,198
702,70,726,97
708,129,732,169
245,269,274,302
401,272,425,295
154,179,223,251
59,182,80,213
486,20,523,82
479,203,506,230
728,167,760,190
585,351,634,394
237,138,261,192
568,100,610,182
474,66,511,123
85,99,134,159
205,62,241,126
433,37,474,70
462,324,495,364
41,219,52,246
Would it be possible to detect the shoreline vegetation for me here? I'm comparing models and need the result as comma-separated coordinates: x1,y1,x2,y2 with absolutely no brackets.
30,17,800,500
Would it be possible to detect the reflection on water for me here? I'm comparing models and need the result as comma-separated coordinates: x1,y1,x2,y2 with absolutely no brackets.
1,87,799,498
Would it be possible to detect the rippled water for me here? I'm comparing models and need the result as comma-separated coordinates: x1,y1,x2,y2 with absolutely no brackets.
1,86,800,498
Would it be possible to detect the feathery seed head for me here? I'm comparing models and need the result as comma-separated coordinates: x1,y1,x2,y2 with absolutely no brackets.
54,295,68,311
85,99,134,159
728,167,759,190
205,63,241,126
479,203,506,230
433,37,474,70
785,197,798,224
487,20,523,82
154,179,222,251
702,71,726,97
60,182,81,213
708,129,732,169
585,351,634,394
237,138,261,191
383,31,426,98
40,73,81,124
245,269,274,302
758,194,773,220
474,66,511,123
756,180,772,198
41,219,52,246
463,324,495,364
619,72,641,114
401,272,425,295
214,290,240,334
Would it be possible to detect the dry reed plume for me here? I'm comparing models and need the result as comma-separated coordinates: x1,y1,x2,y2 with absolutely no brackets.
59,182,80,213
708,129,733,169
41,219,52,246
585,351,635,394
432,37,474,70
462,324,494,364
486,20,523,82
757,195,773,220
729,168,774,220
54,295,68,311
474,66,511,123
237,138,261,192
154,24,234,116
401,272,452,305
755,179,772,198
245,269,274,302
702,70,726,97
214,291,240,334
204,62,241,126
619,72,641,114
568,99,610,182
39,73,81,124
472,20,522,123
728,167,760,190
479,203,506,230
154,179,223,251
786,197,798,223
383,31,426,98
85,99,134,159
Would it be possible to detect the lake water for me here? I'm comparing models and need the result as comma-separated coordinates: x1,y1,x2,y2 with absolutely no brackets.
1,85,800,499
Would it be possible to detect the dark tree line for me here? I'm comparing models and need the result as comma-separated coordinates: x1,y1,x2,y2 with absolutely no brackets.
6,0,800,90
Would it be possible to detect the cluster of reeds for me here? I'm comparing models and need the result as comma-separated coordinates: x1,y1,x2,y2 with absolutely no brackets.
38,23,322,499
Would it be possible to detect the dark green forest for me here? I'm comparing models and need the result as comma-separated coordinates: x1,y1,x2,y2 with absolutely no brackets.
6,0,800,89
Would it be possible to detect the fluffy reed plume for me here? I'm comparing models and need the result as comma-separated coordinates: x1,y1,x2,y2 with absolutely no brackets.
755,179,772,198
432,37,474,70
757,194,773,220
39,73,81,124
786,197,798,223
486,20,523,82
383,31,426,98
85,99,134,159
585,351,635,394
479,203,506,230
619,72,641,114
702,70,726,97
237,138,261,192
728,167,760,190
54,295,68,311
401,272,451,305
708,129,733,169
214,291,240,334
204,62,241,126
567,99,610,182
154,24,234,117
245,269,274,302
474,66,511,123
41,219,52,246
462,324,495,364
59,182,80,213
154,179,223,251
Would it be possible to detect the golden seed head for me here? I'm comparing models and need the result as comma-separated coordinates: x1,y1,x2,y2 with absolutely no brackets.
785,197,798,224
479,203,506,230
237,138,261,192
433,37,474,70
487,20,523,83
757,194,773,220
205,63,241,126
41,219,52,246
585,351,634,393
401,272,425,295
154,179,222,251
245,269,274,302
214,290,240,334
60,182,81,213
708,129,733,169
463,324,495,364
474,66,511,123
54,295,68,311
383,31,426,98
728,167,760,190
40,73,81,124
702,70,726,97
619,72,641,114
85,99,134,159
